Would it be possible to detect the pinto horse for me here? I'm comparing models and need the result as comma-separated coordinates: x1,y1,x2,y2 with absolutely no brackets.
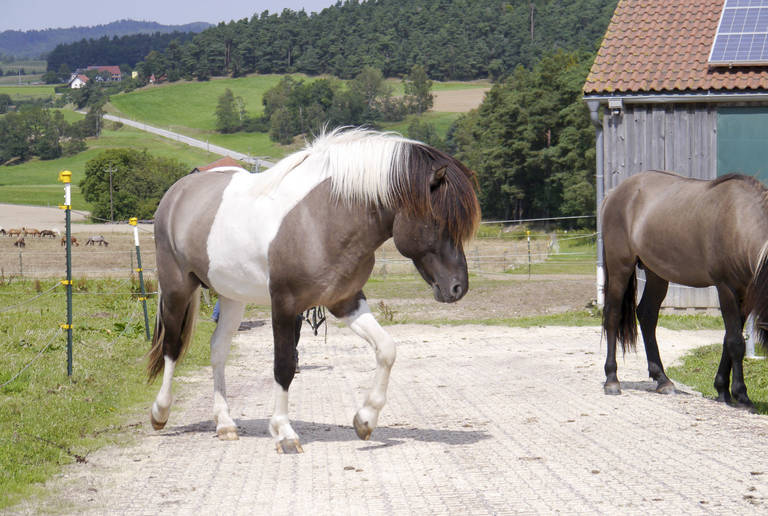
601,170,768,409
147,129,481,451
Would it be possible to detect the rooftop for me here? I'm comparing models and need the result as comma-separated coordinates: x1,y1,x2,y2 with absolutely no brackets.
584,0,768,95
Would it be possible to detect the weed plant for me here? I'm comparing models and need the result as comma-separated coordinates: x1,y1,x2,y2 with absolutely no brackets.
0,278,214,509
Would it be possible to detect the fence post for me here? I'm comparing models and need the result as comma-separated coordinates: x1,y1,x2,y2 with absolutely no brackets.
130,217,151,341
18,251,23,281
58,170,73,376
527,230,532,279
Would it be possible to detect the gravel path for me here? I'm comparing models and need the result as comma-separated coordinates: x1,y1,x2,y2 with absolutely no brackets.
11,323,768,515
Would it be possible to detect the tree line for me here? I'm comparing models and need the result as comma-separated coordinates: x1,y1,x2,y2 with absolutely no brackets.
215,64,434,144
449,51,596,225
47,0,617,82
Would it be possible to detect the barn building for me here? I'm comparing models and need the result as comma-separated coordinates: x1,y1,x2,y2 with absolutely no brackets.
583,0,768,310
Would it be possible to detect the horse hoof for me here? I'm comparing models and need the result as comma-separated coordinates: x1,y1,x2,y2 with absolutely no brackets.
656,382,676,395
353,413,372,440
276,438,303,454
150,411,166,431
604,382,621,396
217,427,239,440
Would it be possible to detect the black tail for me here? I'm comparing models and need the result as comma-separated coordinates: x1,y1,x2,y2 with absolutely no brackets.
146,287,200,382
603,257,638,354
746,246,768,351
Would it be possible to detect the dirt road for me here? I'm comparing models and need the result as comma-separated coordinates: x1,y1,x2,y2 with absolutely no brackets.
11,323,768,515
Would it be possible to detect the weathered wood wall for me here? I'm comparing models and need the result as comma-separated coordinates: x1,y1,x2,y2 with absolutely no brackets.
602,103,719,309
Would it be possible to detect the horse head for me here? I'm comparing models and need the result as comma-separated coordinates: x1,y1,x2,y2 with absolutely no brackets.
391,157,480,303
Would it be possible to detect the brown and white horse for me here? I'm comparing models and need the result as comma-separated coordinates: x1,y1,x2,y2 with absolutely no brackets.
147,128,481,451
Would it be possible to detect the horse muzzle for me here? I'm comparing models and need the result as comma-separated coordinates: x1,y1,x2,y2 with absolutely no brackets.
431,279,466,303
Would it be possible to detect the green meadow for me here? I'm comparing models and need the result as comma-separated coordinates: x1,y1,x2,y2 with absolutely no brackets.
0,120,228,209
2,74,488,209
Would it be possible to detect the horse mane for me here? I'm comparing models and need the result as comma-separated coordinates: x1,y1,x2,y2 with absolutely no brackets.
709,173,767,192
305,128,481,243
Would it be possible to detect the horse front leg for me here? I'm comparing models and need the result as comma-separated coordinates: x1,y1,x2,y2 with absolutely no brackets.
715,286,753,410
332,294,396,440
269,308,302,453
210,297,245,440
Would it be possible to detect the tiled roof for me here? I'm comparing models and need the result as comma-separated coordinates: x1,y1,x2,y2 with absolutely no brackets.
87,65,122,75
196,157,243,171
584,0,768,95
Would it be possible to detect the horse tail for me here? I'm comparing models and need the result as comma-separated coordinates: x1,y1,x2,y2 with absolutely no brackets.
746,242,768,350
146,286,201,382
617,268,638,353
602,249,638,353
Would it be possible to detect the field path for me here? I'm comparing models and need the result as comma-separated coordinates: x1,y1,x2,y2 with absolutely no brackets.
11,324,768,514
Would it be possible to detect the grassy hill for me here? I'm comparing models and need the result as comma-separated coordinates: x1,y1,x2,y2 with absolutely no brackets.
1,74,489,210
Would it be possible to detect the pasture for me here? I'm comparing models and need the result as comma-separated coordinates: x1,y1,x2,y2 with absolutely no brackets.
0,122,228,208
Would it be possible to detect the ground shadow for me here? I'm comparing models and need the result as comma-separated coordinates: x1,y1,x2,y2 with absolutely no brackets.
621,380,692,395
163,417,490,448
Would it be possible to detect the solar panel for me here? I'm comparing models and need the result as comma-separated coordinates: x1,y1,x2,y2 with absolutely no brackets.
710,0,768,66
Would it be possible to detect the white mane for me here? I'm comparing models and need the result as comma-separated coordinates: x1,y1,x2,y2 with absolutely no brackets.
304,128,420,207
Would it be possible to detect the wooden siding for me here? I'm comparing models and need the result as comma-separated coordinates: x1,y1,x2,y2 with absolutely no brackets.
602,103,719,309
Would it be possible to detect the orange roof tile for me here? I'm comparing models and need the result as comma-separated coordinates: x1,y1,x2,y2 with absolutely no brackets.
197,157,244,171
584,0,768,95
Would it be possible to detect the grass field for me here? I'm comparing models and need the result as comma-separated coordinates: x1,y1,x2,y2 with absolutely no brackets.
0,122,230,209
0,278,215,509
1,74,489,208
668,344,768,414
0,85,56,100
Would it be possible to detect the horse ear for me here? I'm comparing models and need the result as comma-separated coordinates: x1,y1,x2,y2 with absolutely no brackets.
430,166,447,189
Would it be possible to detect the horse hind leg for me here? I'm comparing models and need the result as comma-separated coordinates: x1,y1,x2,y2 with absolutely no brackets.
148,276,201,431
210,297,246,440
637,268,675,394
602,261,637,395
269,306,303,453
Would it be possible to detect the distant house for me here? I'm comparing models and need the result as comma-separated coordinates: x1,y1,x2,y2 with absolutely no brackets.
86,65,122,81
68,74,89,89
583,0,768,308
191,157,245,173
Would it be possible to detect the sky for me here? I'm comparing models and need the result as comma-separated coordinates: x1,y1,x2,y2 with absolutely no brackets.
1,0,340,32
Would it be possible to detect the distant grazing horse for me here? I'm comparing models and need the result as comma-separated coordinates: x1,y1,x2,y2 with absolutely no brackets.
0,227,4,236
13,236,25,248
23,227,40,238
601,170,768,409
7,228,22,238
40,229,57,238
85,235,109,246
147,128,480,451
60,236,79,247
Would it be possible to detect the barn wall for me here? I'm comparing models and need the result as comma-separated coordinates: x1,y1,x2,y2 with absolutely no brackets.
602,103,719,309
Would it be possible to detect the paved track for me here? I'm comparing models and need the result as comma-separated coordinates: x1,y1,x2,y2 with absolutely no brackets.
13,324,768,515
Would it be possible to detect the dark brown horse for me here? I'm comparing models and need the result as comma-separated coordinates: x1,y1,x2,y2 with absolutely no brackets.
601,170,768,409
147,128,481,451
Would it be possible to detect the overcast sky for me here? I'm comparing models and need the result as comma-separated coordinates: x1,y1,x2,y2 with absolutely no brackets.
2,0,340,32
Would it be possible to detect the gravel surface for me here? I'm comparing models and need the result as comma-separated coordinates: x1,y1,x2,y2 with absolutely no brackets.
10,323,768,515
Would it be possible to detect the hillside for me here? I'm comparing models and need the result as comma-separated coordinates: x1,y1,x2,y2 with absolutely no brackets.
48,0,618,81
0,19,211,59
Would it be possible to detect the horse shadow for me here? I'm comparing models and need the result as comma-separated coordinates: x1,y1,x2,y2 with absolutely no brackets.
163,418,490,449
620,380,693,395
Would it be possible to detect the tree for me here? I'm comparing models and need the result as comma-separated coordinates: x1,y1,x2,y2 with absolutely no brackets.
451,50,597,226
0,93,11,114
215,88,243,133
403,64,434,114
80,149,188,220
